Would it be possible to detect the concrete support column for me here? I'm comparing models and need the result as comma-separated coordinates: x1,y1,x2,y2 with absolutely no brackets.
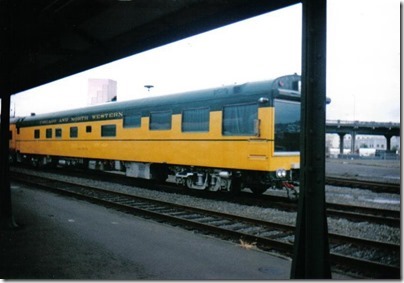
290,0,331,279
0,93,14,228
384,134,392,151
0,0,17,229
338,133,345,154
350,131,356,154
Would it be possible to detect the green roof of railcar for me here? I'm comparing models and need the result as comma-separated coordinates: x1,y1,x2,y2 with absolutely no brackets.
17,74,300,127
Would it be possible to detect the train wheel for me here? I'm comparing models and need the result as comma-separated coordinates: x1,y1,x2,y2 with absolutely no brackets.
186,177,194,189
185,175,208,190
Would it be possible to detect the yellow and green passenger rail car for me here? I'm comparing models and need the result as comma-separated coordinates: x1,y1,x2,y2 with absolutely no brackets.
13,74,301,194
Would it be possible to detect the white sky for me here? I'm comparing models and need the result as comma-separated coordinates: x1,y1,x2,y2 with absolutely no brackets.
11,0,400,123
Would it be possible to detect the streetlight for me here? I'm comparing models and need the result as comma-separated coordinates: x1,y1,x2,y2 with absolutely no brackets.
144,85,154,92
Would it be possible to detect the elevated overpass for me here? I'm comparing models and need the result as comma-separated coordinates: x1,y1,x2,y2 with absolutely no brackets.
326,120,400,153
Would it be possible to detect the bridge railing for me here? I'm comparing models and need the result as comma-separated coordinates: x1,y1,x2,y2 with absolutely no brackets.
326,120,400,129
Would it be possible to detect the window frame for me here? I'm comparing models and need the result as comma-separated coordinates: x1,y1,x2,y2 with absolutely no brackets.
34,129,40,139
181,107,210,133
55,128,62,138
222,103,258,136
70,126,78,138
123,111,142,128
149,110,172,131
101,124,117,137
46,128,52,139
273,99,301,154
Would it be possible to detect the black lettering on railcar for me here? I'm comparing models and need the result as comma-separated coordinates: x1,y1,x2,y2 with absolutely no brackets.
109,112,123,119
91,111,122,120
39,119,58,125
91,111,123,121
35,111,124,126
70,115,89,122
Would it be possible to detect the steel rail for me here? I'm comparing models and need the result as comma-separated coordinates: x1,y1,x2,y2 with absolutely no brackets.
326,177,400,194
325,203,399,227
238,193,400,227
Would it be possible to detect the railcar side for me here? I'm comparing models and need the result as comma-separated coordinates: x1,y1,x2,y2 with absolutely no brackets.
14,74,301,194
9,118,19,163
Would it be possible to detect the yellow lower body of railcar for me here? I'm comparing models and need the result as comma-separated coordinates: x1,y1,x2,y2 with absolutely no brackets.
16,138,297,170
16,134,298,173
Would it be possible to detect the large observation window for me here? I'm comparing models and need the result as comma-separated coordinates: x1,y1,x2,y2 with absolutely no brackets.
150,111,172,130
182,107,210,132
222,103,258,136
274,99,300,152
123,111,141,128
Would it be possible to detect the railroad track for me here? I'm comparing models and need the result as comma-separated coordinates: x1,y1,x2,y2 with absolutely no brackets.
10,172,400,279
326,177,400,194
325,202,399,227
10,166,401,228
250,194,400,227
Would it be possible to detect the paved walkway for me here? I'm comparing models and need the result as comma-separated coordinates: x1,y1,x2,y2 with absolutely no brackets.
1,183,294,280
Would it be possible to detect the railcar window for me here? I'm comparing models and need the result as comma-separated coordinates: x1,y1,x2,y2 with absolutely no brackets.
182,108,210,132
86,126,92,133
46,128,52,139
123,112,141,128
55,128,62,138
150,111,172,130
34,129,40,139
274,99,300,152
292,80,301,92
222,103,258,136
101,124,116,137
70,126,78,138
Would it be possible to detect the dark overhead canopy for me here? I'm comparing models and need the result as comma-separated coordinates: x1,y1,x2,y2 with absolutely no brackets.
1,0,299,95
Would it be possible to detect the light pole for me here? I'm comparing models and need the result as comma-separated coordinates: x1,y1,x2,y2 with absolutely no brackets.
144,85,154,92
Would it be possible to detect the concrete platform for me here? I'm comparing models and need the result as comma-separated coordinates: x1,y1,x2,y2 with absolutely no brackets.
1,183,296,280
1,182,354,280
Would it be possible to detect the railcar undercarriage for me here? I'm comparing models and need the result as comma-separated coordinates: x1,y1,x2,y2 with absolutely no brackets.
169,164,299,199
13,151,299,199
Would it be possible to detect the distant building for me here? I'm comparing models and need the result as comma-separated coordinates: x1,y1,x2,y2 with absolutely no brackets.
326,133,400,157
87,79,117,105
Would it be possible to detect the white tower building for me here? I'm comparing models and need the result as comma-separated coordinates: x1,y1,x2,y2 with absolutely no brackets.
87,79,117,105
